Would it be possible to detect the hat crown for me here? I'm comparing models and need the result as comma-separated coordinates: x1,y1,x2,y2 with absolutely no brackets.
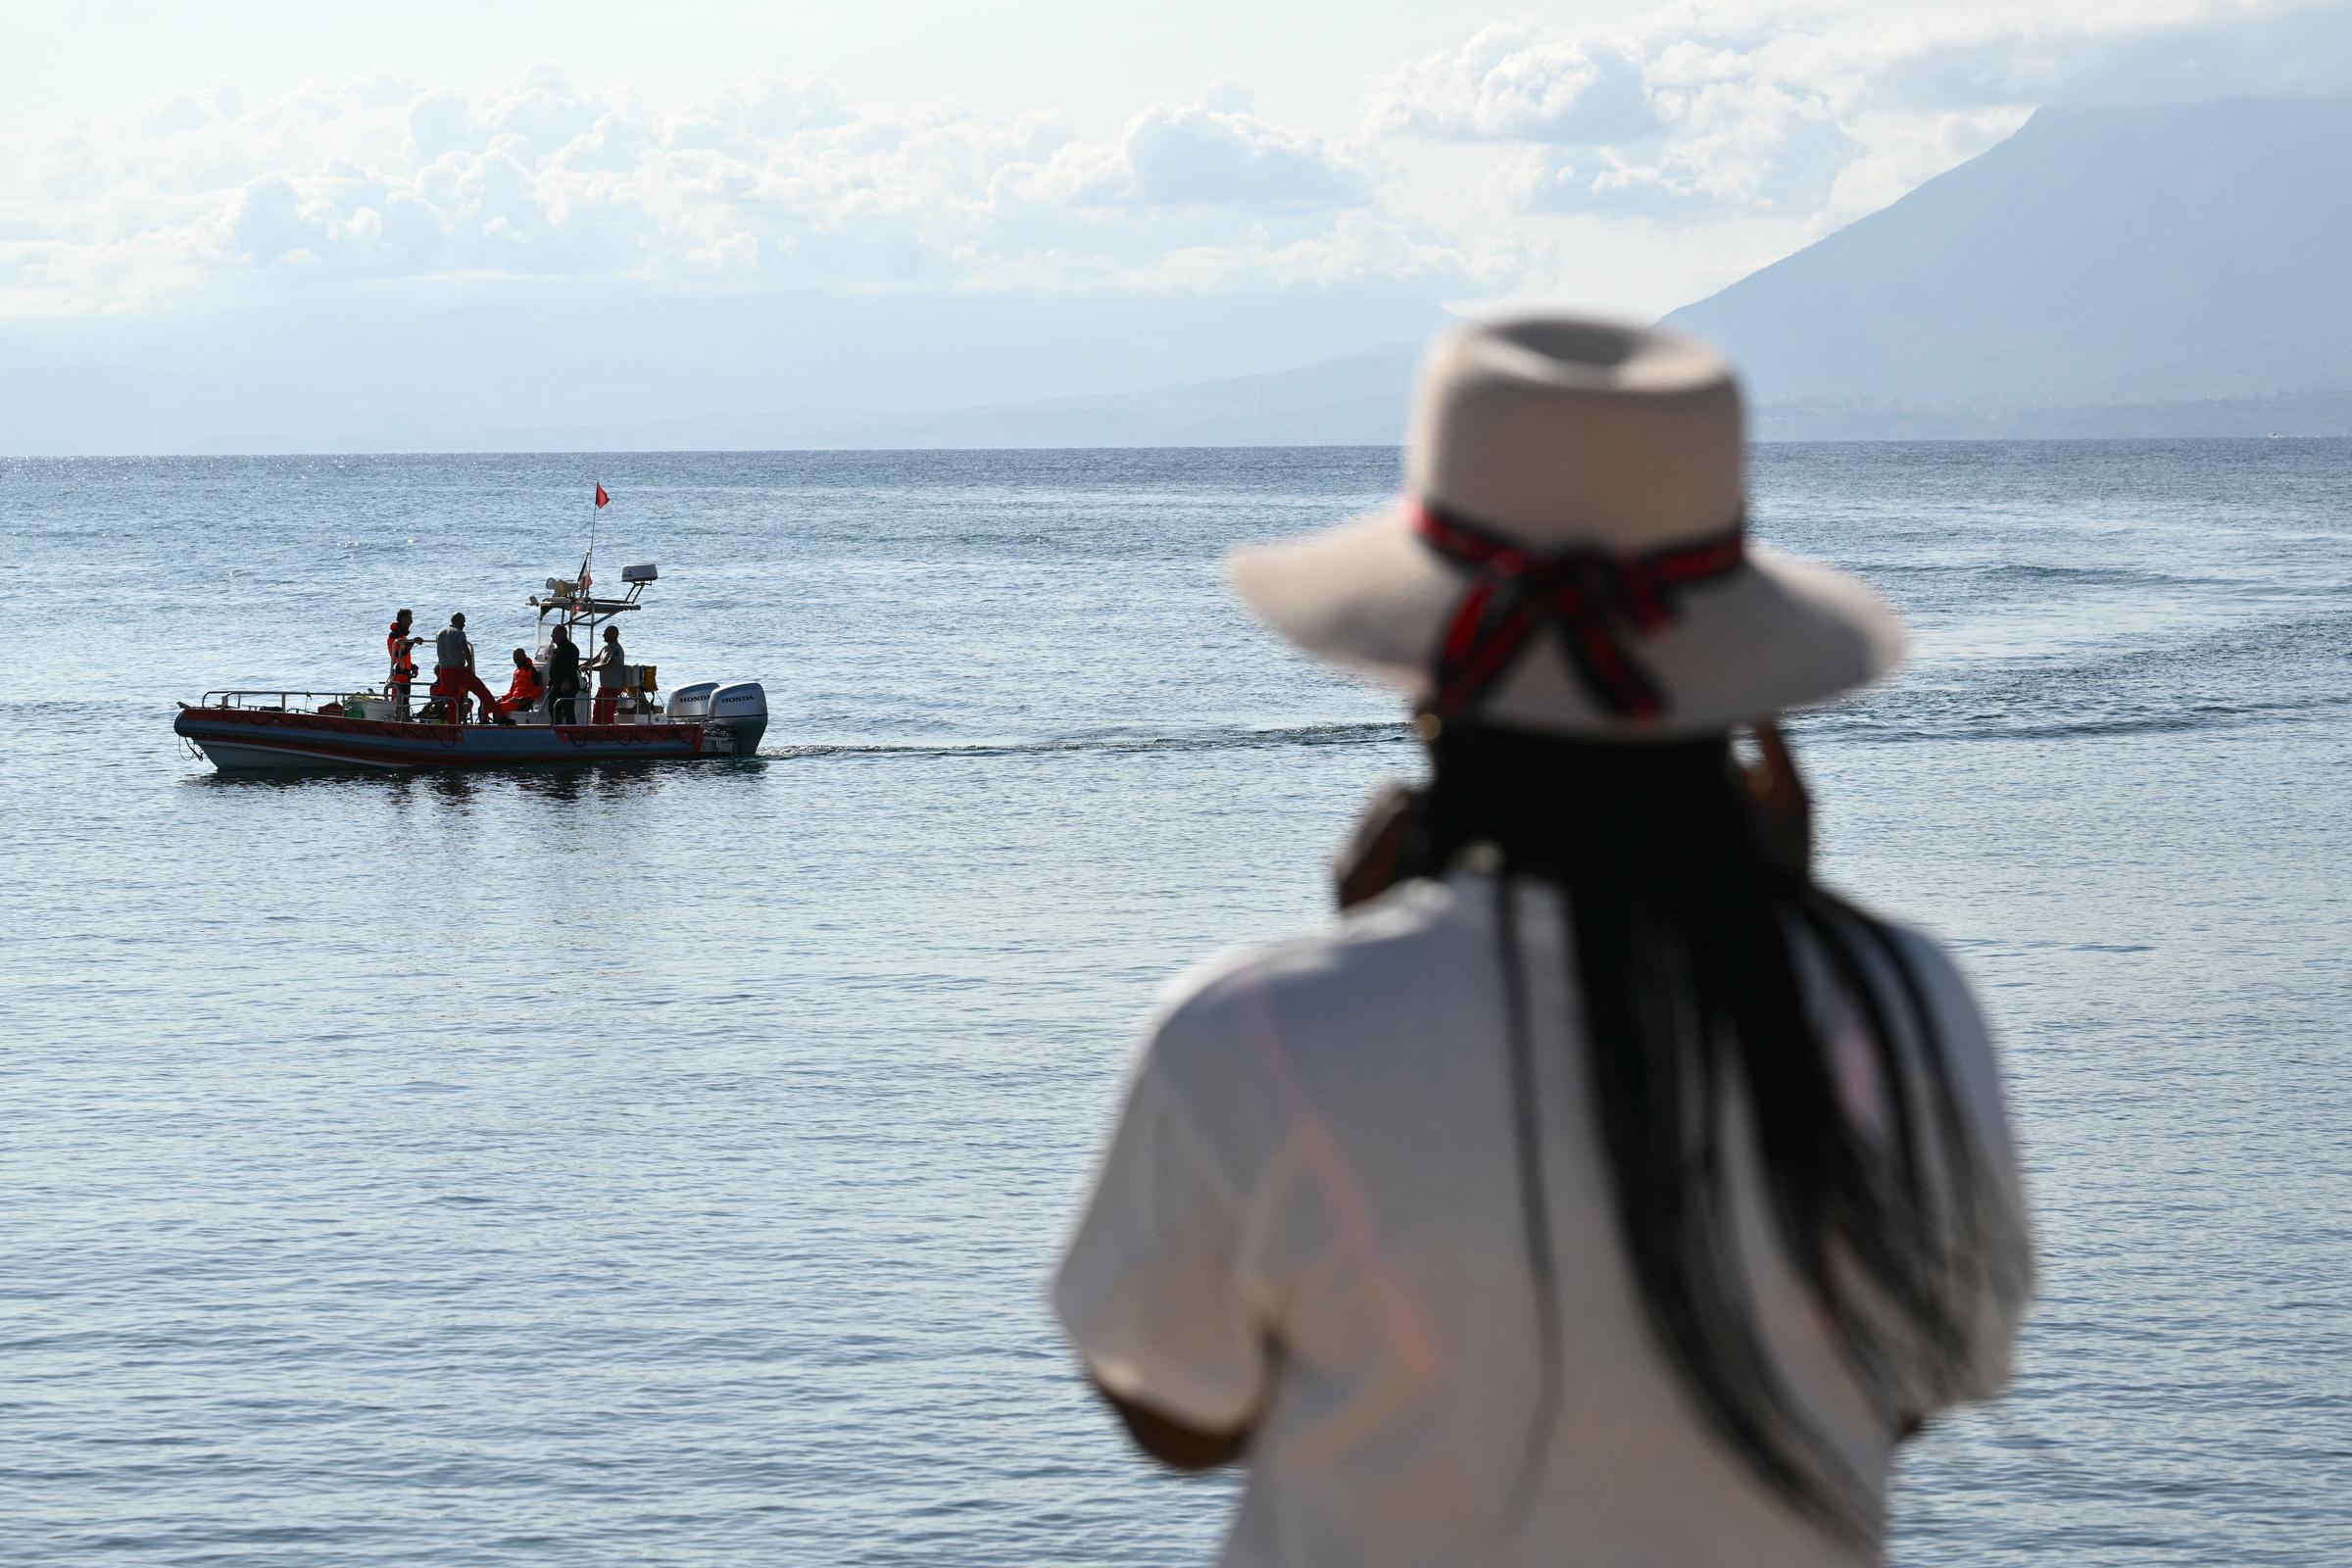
1408,317,1744,553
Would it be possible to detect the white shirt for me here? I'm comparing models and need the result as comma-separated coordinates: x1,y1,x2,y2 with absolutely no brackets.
1054,873,2032,1568
594,641,628,690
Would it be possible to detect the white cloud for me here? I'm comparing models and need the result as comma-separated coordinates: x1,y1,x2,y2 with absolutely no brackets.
3,3,2347,326
1117,97,1371,207
0,67,1422,322
1365,0,2352,218
1019,88,1372,209
1364,24,1662,144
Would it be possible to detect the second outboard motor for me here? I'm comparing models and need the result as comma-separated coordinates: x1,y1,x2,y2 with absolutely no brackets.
709,681,767,757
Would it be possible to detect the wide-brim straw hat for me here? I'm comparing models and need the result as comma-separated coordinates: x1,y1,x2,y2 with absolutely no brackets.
1228,315,1903,738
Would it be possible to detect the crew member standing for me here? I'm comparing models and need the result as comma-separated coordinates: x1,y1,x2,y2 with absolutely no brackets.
588,624,628,724
546,623,582,724
433,612,511,726
385,609,423,719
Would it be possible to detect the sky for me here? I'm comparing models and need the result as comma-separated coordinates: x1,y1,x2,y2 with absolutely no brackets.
4,0,2349,445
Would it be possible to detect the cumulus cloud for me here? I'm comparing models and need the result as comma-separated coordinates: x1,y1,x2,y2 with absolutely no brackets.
1367,0,2352,218
0,66,1425,322
3,2,2346,325
1019,87,1371,208
1364,24,1662,144
1119,99,1369,206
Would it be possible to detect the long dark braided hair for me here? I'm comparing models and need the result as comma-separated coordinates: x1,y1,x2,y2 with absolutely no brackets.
1399,720,1996,1545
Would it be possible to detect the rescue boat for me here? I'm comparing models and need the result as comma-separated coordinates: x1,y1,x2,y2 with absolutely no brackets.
174,560,767,772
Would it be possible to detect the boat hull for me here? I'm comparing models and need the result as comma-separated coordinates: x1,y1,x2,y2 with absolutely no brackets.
176,706,733,771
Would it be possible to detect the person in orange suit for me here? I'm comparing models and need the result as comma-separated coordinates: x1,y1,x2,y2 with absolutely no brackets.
385,609,423,718
497,648,545,716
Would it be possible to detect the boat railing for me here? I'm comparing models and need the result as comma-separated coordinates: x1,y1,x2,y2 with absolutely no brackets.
194,687,685,725
196,689,379,713
196,687,463,719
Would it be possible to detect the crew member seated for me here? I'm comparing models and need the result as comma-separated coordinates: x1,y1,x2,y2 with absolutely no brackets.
498,647,545,716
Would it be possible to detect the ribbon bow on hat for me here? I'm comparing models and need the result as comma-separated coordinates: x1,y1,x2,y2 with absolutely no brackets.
1413,501,1747,723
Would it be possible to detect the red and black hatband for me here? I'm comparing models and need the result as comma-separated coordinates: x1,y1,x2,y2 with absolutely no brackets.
1410,499,1747,723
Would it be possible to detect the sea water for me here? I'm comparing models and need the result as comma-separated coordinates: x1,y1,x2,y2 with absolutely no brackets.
2,444,2347,1565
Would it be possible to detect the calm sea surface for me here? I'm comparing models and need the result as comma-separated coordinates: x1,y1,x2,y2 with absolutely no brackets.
4,444,2349,1565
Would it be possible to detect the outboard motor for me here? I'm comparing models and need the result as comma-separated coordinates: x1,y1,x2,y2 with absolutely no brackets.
708,681,767,757
667,681,719,720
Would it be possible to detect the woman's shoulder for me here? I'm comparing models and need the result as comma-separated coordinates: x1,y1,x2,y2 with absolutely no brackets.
1810,899,1989,1046
1143,877,1493,1069
1796,896,2015,1159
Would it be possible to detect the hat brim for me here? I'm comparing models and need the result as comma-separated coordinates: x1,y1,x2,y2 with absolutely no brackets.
1227,501,1903,738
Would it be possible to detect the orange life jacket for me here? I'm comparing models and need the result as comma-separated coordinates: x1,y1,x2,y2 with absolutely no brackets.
387,622,418,680
506,665,544,705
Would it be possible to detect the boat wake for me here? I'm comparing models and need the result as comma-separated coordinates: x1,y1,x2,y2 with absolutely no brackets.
1804,694,2352,746
767,719,1408,761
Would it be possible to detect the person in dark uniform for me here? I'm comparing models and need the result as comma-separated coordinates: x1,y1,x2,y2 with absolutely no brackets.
546,623,582,724
385,609,423,719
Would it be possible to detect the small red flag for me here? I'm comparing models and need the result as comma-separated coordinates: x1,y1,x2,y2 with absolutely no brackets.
594,483,611,509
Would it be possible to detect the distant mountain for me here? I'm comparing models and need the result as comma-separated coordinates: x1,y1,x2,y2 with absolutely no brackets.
858,98,2352,447
1666,95,2352,422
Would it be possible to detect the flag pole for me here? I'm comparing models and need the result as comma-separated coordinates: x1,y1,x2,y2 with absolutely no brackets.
579,481,606,715
583,478,600,592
